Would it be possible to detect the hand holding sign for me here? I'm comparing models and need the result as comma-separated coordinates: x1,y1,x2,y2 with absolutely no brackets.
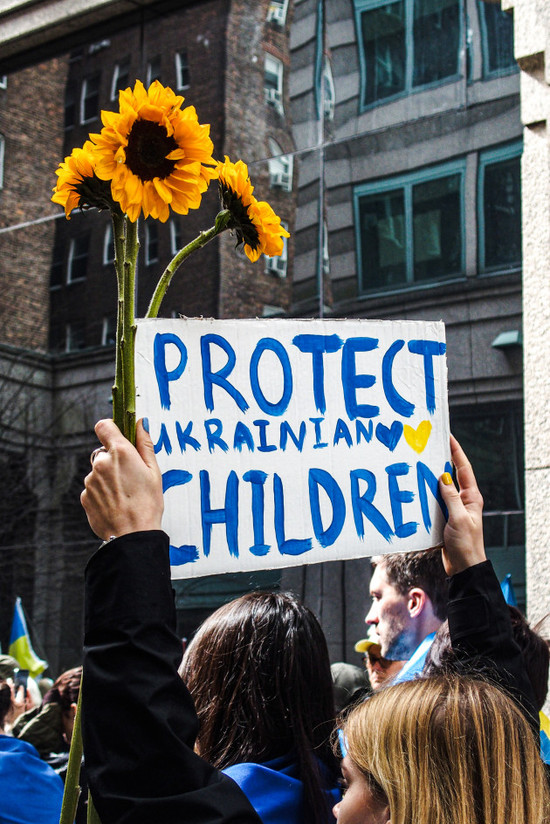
81,419,164,541
438,435,486,577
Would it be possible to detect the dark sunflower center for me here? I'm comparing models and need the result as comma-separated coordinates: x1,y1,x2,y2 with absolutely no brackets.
219,182,260,251
75,174,119,213
125,119,178,181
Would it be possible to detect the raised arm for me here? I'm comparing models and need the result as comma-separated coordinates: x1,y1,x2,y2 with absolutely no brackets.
81,420,261,824
438,435,486,575
438,435,539,733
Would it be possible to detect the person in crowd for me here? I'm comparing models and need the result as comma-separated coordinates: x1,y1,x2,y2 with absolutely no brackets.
14,666,81,756
180,592,340,824
330,662,370,714
354,630,406,691
0,654,42,730
80,421,544,824
0,654,19,681
0,678,64,824
364,547,448,683
423,603,550,762
335,673,549,824
334,437,548,823
424,606,549,706
15,667,87,822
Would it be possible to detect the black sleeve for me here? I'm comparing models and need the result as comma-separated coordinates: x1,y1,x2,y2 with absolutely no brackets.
82,531,262,824
448,559,539,735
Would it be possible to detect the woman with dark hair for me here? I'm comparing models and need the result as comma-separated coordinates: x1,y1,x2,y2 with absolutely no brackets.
180,591,340,824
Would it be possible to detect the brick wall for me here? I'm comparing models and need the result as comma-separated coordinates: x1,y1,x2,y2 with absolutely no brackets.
219,0,294,318
0,58,68,351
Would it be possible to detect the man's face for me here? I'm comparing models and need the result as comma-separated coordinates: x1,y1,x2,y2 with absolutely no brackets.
365,564,416,660
365,650,406,691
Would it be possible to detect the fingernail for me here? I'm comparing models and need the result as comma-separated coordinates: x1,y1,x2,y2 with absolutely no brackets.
441,472,453,486
142,417,149,433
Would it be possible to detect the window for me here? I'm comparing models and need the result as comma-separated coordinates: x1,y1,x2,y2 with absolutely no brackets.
64,84,76,130
264,55,284,115
80,73,100,123
88,39,110,55
266,0,288,26
451,403,525,607
145,222,159,265
265,224,288,277
170,219,183,255
101,316,117,346
268,138,293,191
67,235,89,283
0,134,4,189
176,51,190,90
111,59,130,100
50,236,64,289
355,160,464,292
322,60,335,120
316,57,335,121
478,142,522,273
65,322,86,352
103,224,115,265
478,1,516,78
147,57,162,86
356,0,461,109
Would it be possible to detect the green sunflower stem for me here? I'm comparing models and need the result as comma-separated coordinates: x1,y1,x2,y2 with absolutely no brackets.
145,209,231,319
59,684,84,824
121,217,139,445
111,211,126,432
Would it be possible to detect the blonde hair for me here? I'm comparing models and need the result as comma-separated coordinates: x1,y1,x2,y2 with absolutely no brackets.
343,675,550,824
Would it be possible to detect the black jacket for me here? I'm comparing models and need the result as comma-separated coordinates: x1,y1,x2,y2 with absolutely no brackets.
447,559,539,736
82,531,262,824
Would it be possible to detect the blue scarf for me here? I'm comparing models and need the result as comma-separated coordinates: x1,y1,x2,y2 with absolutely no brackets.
224,753,340,824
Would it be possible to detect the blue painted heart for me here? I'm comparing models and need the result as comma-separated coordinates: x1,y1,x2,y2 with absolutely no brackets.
375,421,403,451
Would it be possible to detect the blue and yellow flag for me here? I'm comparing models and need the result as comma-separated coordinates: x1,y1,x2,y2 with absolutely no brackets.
8,597,47,679
540,710,550,765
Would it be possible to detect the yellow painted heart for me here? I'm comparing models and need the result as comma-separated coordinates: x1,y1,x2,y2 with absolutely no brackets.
403,420,432,453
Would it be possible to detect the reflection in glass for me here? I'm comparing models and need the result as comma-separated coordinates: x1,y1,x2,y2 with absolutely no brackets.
412,174,461,280
358,170,462,291
483,156,521,270
359,189,406,289
479,1,516,76
413,0,460,87
361,1,406,105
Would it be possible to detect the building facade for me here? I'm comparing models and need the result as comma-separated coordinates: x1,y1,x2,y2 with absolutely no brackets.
283,0,526,626
0,0,531,670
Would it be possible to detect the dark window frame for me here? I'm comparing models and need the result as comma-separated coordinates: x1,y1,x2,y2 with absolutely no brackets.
354,158,466,295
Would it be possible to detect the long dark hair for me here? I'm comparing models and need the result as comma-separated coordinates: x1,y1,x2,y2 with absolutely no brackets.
180,591,339,824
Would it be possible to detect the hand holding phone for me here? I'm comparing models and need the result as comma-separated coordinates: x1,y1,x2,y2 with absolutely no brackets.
13,668,29,692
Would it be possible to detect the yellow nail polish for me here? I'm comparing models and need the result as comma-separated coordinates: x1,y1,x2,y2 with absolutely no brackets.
441,472,453,486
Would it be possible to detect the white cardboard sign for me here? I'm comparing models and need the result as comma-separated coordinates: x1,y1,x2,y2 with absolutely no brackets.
135,318,451,578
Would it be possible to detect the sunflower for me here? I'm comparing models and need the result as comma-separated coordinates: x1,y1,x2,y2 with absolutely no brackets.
52,140,115,218
90,80,218,222
217,156,290,262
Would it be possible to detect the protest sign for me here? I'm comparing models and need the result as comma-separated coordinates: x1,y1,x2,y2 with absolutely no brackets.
135,318,451,578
